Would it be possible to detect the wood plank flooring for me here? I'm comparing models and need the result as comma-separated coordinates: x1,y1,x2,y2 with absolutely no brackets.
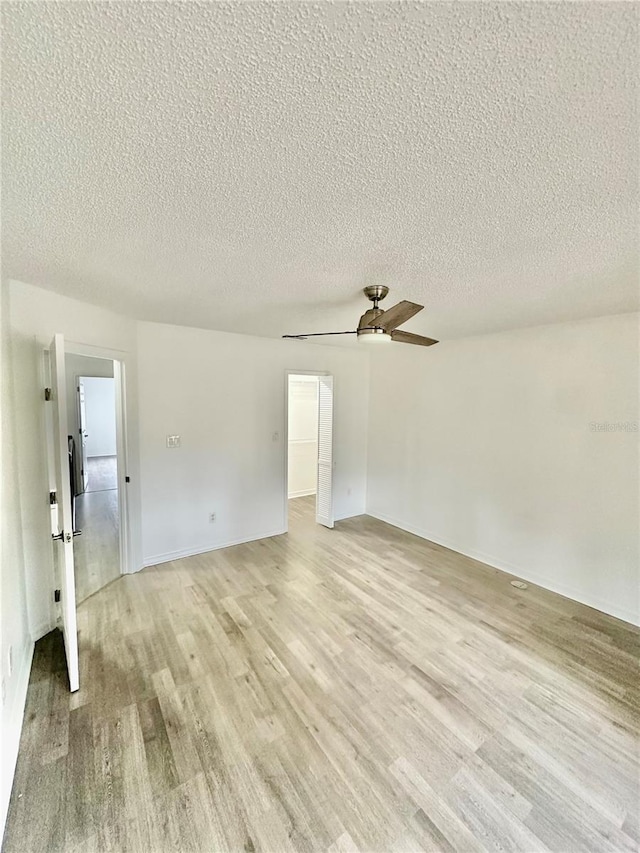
4,496,639,852
74,485,120,604
85,456,118,493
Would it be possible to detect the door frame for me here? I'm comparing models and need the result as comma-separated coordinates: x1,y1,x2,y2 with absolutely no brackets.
42,339,133,577
283,369,332,532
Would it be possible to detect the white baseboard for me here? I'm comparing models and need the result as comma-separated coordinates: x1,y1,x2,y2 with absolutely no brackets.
368,509,640,627
288,490,316,499
1,639,35,846
143,528,286,568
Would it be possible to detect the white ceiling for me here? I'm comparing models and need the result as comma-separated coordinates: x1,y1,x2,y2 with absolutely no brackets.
2,2,637,344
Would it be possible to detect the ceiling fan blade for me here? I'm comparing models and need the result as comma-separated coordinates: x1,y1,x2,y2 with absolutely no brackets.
282,331,356,340
391,330,439,347
371,300,424,332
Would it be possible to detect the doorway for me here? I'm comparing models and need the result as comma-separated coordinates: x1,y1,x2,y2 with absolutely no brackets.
66,355,120,602
286,372,334,530
44,334,130,692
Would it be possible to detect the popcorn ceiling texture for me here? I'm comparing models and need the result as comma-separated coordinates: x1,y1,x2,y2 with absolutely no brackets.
2,2,637,341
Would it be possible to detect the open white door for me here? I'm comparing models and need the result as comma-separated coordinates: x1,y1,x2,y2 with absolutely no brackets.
49,333,80,692
316,375,334,529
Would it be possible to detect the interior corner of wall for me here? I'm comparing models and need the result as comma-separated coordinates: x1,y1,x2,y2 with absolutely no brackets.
30,616,54,643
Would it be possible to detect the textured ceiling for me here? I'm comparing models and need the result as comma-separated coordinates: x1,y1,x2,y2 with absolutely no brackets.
2,1,638,343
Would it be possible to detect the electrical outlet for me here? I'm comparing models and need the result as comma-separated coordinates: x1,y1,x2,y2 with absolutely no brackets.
7,645,12,678
209,513,216,523
166,434,181,448
272,431,279,442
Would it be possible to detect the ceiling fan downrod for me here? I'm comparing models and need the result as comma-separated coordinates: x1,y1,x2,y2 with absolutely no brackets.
363,285,389,311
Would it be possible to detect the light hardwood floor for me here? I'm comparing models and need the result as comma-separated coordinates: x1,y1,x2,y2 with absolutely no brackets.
4,497,639,852
74,458,120,604
85,455,118,493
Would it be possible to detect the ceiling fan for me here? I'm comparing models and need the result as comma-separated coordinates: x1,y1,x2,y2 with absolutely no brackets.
282,286,439,347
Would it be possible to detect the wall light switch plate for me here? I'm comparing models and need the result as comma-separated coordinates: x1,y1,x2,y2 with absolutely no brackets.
166,435,181,448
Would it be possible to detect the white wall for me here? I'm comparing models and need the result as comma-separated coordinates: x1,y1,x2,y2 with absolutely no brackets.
0,281,32,840
367,313,640,625
137,322,369,565
82,377,117,457
288,376,318,498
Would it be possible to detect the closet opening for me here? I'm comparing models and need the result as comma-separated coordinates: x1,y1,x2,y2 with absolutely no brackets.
285,372,334,531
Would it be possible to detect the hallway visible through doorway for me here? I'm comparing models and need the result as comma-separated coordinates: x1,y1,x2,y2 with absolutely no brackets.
66,356,121,603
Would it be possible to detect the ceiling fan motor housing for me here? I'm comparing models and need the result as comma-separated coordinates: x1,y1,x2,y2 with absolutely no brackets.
358,307,384,330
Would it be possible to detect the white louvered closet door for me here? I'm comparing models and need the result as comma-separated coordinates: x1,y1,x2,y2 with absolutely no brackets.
316,375,334,528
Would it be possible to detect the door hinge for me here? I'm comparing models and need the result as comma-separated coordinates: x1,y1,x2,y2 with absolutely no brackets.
54,589,61,603
50,491,57,505
44,388,52,401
